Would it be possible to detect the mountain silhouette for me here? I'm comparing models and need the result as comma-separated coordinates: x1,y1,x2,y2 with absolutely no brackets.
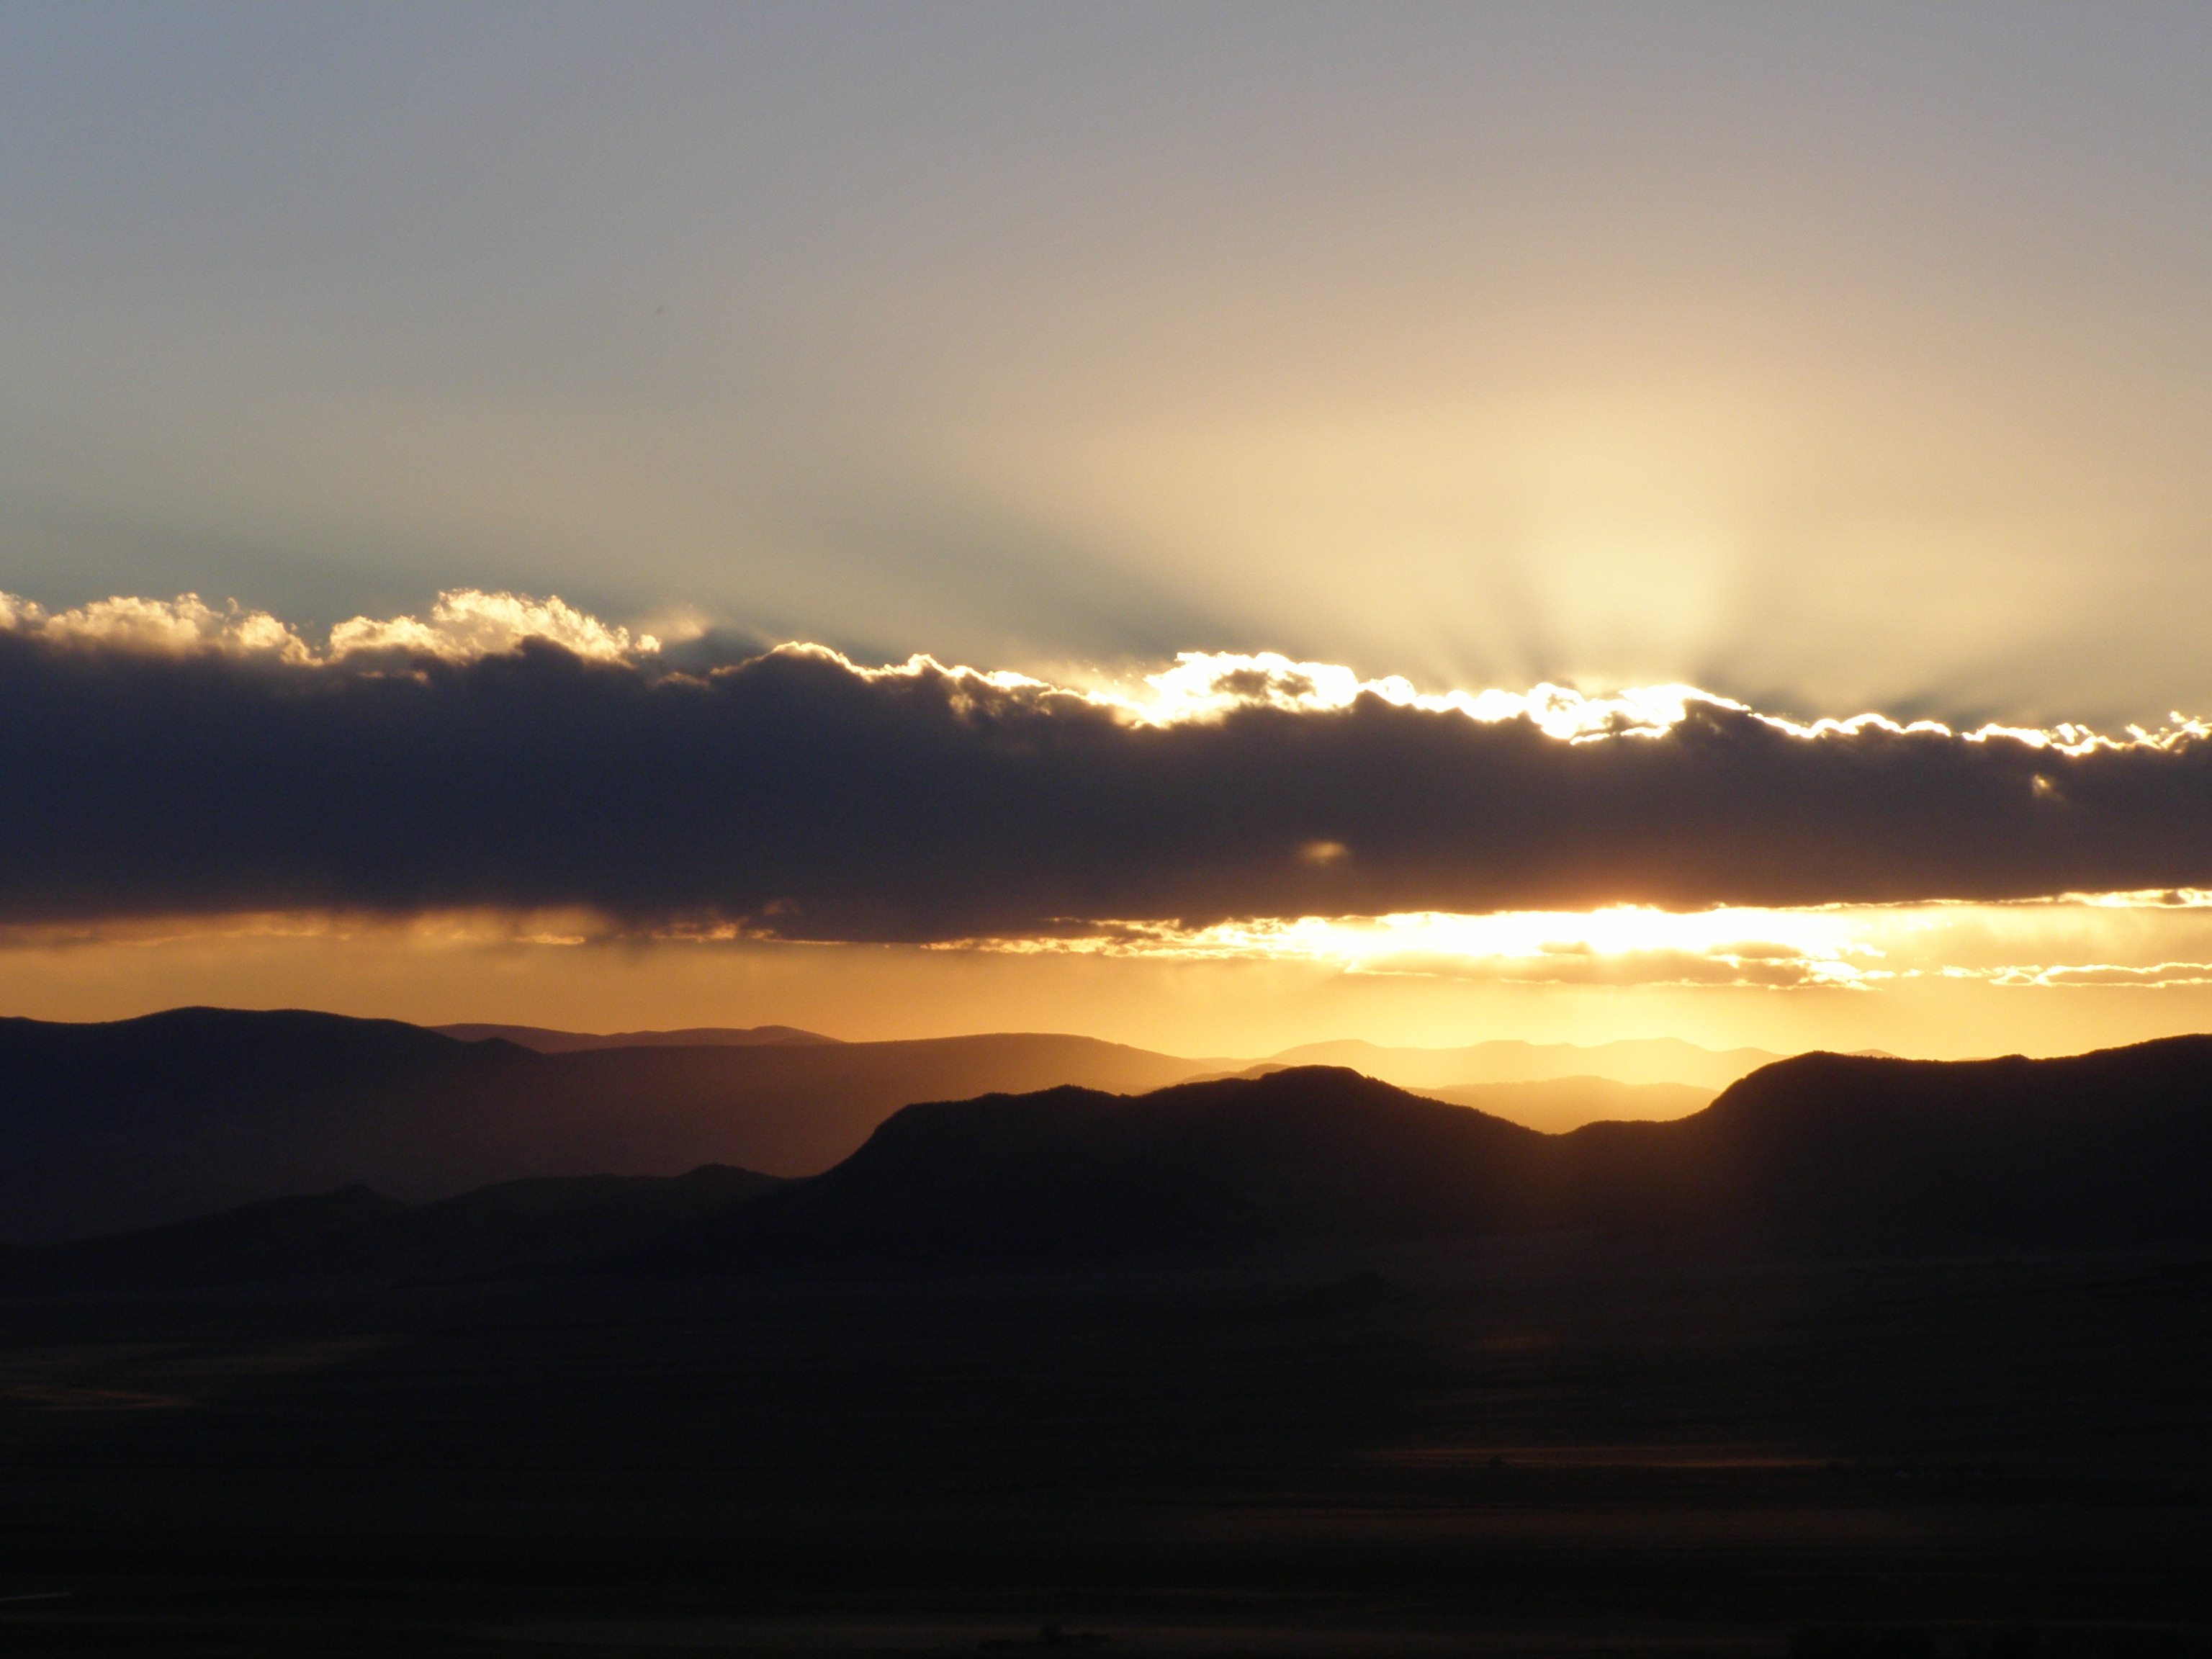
641,1040,2212,1268
15,1012,2209,1263
433,1022,838,1051
1567,1040,2212,1249
646,1068,1554,1268
1413,1076,1714,1133
0,1008,1225,1242
1267,1037,1781,1090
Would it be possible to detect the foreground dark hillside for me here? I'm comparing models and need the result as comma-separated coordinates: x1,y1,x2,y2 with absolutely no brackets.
13,1166,781,1287
0,1244,2206,1654
0,1008,1214,1241
3,1039,2211,1652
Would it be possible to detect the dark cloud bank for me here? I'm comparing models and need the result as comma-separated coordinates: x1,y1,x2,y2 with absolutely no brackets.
5,629,2211,940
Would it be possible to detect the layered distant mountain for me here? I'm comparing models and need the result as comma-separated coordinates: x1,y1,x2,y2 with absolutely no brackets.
15,1036,2212,1281
0,1009,1220,1241
1412,1076,1714,1133
1268,1037,1781,1091
0,1010,1791,1244
433,1022,838,1051
19,1007,2185,1264
1185,1067,1725,1131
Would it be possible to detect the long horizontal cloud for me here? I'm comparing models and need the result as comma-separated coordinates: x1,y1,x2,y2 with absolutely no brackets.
8,594,2212,940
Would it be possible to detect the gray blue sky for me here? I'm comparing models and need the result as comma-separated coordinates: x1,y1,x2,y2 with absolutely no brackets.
6,3,2211,724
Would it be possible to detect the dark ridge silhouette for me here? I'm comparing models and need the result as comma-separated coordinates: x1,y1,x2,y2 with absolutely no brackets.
1575,1039,2212,1251
641,1040,2212,1269
1269,1036,1781,1090
17,1013,2211,1264
647,1068,1560,1268
10,1164,781,1287
0,1007,1220,1243
433,1022,839,1051
1169,1061,1289,1084
1414,1076,1715,1133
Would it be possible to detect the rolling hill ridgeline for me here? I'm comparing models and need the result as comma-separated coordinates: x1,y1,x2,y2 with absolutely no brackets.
14,1034,2212,1281
644,1043,2212,1268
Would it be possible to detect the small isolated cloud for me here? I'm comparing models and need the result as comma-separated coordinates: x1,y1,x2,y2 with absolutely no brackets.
327,589,657,662
8,593,315,661
9,593,2212,940
0,587,654,665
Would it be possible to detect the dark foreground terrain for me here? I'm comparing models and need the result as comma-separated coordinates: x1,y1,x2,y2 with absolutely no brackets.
2,1241,2208,1656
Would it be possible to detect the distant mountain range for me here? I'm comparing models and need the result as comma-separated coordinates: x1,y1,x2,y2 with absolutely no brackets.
444,1025,1782,1088
433,1022,838,1051
0,1009,1781,1242
12,1034,2212,1282
0,1008,1216,1241
1269,1037,1781,1091
1411,1076,1714,1133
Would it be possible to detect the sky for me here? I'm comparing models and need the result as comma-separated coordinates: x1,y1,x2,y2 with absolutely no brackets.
6,3,2212,1058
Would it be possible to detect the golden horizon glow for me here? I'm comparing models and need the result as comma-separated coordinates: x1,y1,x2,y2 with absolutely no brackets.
935,892,2212,992
19,890,2212,1002
14,904,2212,1061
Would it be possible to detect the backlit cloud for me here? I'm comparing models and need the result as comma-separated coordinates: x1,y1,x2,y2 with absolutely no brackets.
10,592,2212,942
946,908,1884,989
326,590,659,663
7,593,315,662
937,897,2212,992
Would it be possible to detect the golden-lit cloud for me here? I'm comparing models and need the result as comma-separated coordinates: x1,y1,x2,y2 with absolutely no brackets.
12,592,2212,943
938,907,1876,989
326,590,660,663
1115,650,2203,753
2,593,315,662
6,588,2206,758
0,588,656,666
